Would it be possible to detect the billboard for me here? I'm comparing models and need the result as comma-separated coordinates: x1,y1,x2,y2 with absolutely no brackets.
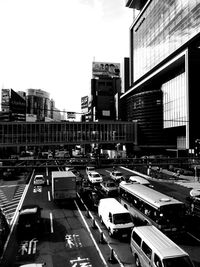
67,112,76,119
81,96,89,113
92,62,120,78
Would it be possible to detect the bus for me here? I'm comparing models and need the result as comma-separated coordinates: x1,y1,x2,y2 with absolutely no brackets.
118,182,186,235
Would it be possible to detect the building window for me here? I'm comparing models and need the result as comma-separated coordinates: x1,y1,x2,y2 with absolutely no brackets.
162,72,186,128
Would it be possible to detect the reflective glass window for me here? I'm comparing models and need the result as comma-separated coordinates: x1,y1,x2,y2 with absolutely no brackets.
132,0,200,81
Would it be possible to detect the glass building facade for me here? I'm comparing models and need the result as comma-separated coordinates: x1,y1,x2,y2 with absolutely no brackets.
132,0,200,82
162,72,186,129
122,0,200,155
0,121,137,148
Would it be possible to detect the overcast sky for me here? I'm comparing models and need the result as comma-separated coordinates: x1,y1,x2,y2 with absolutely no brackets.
0,0,132,114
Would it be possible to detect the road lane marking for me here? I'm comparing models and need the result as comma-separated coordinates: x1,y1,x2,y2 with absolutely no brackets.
48,191,51,201
74,200,108,267
50,212,54,233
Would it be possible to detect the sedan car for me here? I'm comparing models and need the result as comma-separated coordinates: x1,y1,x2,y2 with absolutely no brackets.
87,171,103,184
33,174,45,186
16,205,43,240
100,180,118,196
110,170,124,182
86,166,95,175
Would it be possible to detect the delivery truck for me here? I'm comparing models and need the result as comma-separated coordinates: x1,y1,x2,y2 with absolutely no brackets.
52,171,77,201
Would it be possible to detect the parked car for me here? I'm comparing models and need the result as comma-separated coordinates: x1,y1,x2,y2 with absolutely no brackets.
100,180,118,196
33,174,45,186
87,171,103,184
110,170,124,182
16,205,43,240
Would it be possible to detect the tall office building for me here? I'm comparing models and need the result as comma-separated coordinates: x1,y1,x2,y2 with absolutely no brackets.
90,61,121,121
122,0,200,156
0,89,26,121
26,89,51,121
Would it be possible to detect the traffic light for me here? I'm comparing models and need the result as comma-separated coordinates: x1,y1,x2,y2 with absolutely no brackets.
194,139,200,157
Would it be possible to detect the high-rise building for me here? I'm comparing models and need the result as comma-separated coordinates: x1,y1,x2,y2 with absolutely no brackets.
0,89,26,121
26,89,51,121
88,61,121,122
122,0,200,156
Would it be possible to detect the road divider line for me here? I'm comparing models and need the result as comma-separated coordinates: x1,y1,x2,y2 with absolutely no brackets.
48,191,51,201
50,212,54,233
77,192,124,267
74,199,108,267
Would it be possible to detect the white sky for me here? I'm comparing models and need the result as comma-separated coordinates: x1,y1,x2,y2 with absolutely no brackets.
0,0,132,114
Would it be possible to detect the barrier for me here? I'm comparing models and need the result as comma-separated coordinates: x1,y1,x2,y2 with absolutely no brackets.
108,248,117,264
92,218,97,229
99,231,105,244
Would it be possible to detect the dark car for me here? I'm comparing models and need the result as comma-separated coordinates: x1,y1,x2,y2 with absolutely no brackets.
87,190,104,210
16,205,43,240
100,180,118,196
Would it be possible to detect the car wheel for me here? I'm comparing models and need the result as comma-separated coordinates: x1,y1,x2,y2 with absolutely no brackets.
135,254,141,267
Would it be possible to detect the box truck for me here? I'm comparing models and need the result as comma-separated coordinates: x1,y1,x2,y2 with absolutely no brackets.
52,171,77,201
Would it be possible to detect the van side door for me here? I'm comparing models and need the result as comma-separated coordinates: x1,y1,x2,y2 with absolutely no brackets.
141,241,152,267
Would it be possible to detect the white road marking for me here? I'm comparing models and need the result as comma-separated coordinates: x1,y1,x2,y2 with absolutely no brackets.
48,191,51,201
74,200,108,267
50,212,54,233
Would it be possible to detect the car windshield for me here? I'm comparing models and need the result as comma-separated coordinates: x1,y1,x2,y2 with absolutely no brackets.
19,213,39,224
107,182,116,187
113,213,132,224
88,167,95,171
35,176,43,180
163,256,194,267
92,174,100,178
115,172,122,176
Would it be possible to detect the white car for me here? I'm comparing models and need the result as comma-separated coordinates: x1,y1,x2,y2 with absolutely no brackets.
87,171,103,184
190,188,200,198
86,166,95,175
33,174,45,186
110,170,124,182
129,175,151,186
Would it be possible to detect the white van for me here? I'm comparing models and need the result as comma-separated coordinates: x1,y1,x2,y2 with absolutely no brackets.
130,225,194,267
98,198,134,238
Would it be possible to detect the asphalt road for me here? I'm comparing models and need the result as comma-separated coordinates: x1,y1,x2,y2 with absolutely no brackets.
0,166,200,267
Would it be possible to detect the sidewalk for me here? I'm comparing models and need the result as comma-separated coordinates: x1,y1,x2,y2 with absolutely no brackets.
152,167,200,190
121,166,200,190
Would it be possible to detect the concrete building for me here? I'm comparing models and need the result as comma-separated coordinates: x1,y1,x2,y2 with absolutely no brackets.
121,0,200,157
86,61,121,122
0,89,26,121
26,89,52,121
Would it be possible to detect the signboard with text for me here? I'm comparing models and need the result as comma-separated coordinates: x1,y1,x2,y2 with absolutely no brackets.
92,61,120,78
